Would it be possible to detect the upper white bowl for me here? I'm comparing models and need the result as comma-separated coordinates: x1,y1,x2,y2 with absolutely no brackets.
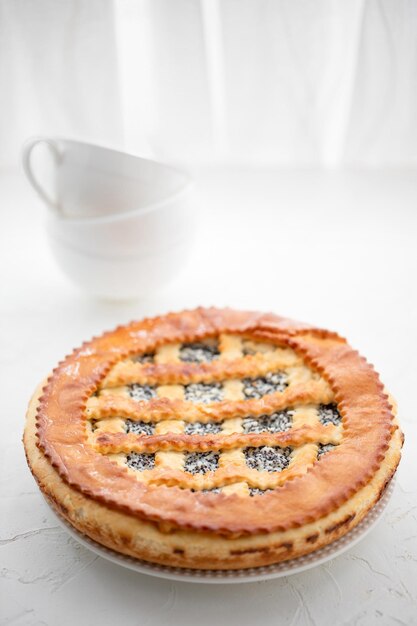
22,137,195,299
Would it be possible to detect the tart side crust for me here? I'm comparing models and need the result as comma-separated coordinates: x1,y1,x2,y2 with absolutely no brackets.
32,308,401,536
24,386,402,570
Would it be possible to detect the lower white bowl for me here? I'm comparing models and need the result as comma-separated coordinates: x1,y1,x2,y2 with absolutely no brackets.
48,235,191,299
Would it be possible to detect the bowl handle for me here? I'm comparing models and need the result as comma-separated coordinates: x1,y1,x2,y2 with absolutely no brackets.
22,137,62,214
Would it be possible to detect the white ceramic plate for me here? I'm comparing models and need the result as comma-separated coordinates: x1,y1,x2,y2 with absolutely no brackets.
46,479,394,584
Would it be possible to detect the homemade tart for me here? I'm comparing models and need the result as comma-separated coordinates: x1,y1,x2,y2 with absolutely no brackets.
23,308,403,570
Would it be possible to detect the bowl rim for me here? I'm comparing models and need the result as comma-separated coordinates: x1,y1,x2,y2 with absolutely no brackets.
30,137,194,226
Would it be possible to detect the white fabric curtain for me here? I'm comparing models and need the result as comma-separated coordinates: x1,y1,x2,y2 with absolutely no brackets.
0,0,122,169
1,0,417,169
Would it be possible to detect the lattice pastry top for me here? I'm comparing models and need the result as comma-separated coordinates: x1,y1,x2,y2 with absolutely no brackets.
30,307,401,546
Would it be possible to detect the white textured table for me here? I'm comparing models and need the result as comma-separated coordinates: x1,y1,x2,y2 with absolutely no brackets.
1,168,416,625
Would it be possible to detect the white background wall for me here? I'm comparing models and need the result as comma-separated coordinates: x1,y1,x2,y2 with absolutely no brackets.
1,0,417,169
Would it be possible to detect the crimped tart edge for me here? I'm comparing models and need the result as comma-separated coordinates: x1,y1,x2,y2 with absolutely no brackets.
32,307,401,536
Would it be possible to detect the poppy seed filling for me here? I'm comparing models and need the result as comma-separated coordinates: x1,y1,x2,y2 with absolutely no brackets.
184,382,223,404
249,487,273,496
242,371,287,398
242,410,293,434
184,451,219,474
318,403,342,426
317,443,337,458
179,341,220,363
117,340,337,487
125,420,155,435
126,452,155,471
244,446,292,472
184,421,223,435
129,384,156,402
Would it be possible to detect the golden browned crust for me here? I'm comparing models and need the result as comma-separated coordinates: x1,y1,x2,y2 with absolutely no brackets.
30,307,401,538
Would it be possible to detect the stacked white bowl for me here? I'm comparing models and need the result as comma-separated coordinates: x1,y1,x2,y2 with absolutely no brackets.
22,138,194,299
